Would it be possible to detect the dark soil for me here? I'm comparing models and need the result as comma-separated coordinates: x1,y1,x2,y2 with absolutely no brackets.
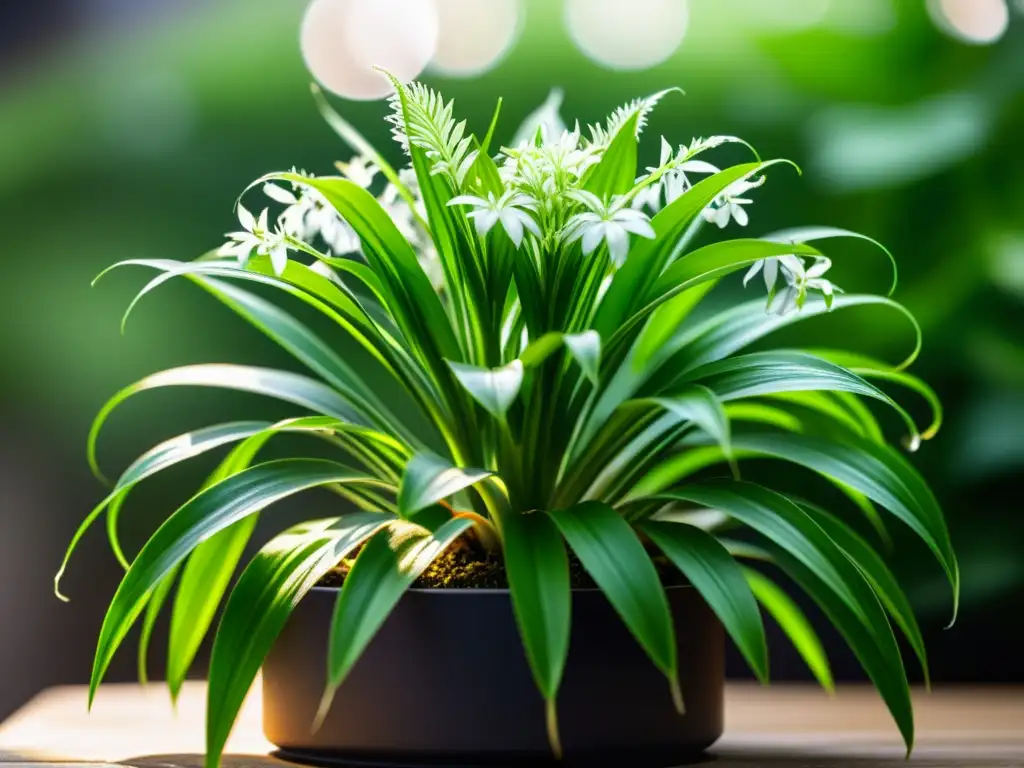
319,538,689,590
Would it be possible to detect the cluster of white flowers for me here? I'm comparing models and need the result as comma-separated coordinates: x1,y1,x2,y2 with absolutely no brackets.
744,254,841,316
219,205,291,276
224,83,839,315
224,159,444,290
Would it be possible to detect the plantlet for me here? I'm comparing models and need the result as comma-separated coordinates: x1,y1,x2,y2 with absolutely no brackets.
60,76,955,767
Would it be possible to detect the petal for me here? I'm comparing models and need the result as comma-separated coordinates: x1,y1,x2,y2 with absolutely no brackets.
269,244,288,276
237,204,255,233
732,204,749,227
582,225,604,256
714,205,732,229
605,225,630,266
660,136,673,166
257,208,269,233
515,210,542,238
764,258,779,292
448,194,488,208
473,209,500,238
501,212,525,248
263,183,298,205
678,160,719,175
806,258,832,278
743,260,764,287
619,216,656,240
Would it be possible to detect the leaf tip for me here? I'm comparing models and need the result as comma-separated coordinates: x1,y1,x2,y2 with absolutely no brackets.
670,676,685,715
545,698,563,760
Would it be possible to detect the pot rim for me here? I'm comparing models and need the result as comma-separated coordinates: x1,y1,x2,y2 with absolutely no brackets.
309,583,696,596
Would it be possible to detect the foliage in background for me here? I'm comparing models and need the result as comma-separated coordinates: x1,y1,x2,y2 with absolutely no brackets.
59,74,955,766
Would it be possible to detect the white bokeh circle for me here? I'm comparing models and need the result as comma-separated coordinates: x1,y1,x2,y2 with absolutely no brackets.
301,0,439,101
565,0,689,70
429,0,522,76
927,0,1009,45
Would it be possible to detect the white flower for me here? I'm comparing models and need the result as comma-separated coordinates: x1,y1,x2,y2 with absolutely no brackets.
448,190,541,248
563,190,656,266
264,179,360,257
218,204,291,275
338,156,379,189
632,137,719,213
743,257,781,293
702,177,764,229
766,255,840,316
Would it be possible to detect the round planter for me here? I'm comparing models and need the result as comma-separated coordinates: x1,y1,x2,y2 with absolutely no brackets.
262,585,723,767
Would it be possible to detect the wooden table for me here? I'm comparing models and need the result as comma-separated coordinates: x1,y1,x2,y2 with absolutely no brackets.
1,681,1022,766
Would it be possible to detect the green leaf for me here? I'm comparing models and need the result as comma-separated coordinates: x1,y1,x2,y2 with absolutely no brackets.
731,432,958,620
88,364,370,481
649,385,733,473
268,173,461,363
164,425,287,698
595,160,797,339
742,567,833,693
501,510,571,757
801,503,930,686
167,518,257,698
88,459,389,704
661,294,923,379
321,516,474,717
519,330,601,384
56,421,270,599
204,513,389,768
397,452,493,518
548,501,681,711
761,225,897,296
583,112,639,199
641,521,768,682
193,277,410,439
137,564,179,685
678,350,921,443
771,547,915,754
809,349,943,440
448,359,524,420
656,481,913,751
563,331,601,384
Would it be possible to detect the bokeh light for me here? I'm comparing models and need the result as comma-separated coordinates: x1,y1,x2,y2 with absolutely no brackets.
565,0,688,70
429,0,522,77
927,0,1010,45
301,0,438,100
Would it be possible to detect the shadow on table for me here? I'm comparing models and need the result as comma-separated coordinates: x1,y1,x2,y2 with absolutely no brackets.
117,753,1024,768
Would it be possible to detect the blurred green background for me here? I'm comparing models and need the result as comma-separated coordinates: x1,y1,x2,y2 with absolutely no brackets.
1,0,1022,722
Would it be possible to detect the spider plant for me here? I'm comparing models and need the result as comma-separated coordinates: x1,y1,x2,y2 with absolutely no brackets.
59,75,955,767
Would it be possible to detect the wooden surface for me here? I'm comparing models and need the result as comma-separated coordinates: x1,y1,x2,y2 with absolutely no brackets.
1,680,1022,766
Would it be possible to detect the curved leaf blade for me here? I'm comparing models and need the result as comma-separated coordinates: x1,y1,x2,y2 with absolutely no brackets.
641,521,768,682
731,431,958,620
205,513,389,768
88,459,389,703
88,364,369,481
397,452,493,518
548,501,680,710
657,480,913,751
501,509,571,757
802,503,930,686
448,359,524,420
742,567,833,693
321,516,474,718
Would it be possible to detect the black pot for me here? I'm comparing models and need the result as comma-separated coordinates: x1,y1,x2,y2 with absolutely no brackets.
262,585,723,767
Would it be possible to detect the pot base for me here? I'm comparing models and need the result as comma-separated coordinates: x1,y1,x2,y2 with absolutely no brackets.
275,747,715,768
265,587,723,762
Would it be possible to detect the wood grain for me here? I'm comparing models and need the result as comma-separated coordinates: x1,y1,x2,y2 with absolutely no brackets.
1,681,1021,766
